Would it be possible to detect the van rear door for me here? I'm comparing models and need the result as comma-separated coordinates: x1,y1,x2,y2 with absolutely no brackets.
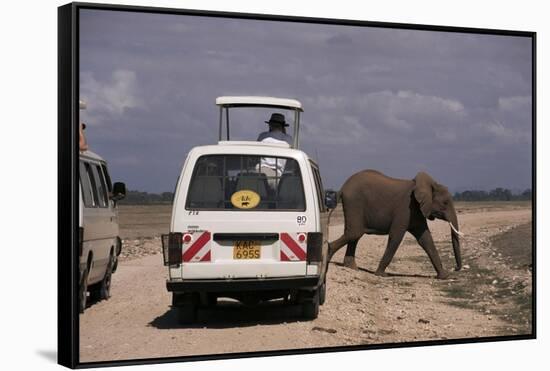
171,154,318,279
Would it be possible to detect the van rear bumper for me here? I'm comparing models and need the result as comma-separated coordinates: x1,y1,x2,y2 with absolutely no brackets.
166,276,320,293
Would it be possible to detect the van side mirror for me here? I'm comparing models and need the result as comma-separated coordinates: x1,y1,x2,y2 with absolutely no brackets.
111,182,126,201
324,190,338,209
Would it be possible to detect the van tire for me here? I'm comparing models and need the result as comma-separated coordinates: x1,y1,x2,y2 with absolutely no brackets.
113,238,122,273
302,290,320,320
99,254,114,300
112,256,118,273
79,267,89,313
319,282,327,306
175,293,198,324
91,253,114,301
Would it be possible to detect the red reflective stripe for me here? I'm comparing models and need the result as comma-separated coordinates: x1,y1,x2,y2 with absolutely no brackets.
200,250,211,262
182,231,210,262
280,233,306,261
280,250,290,261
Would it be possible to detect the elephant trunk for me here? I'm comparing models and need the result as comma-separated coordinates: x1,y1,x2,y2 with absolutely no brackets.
448,207,462,271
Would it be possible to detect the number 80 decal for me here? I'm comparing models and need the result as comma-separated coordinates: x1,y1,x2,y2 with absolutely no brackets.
297,215,307,225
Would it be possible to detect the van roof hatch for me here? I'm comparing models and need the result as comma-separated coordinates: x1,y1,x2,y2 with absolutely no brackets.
215,96,303,149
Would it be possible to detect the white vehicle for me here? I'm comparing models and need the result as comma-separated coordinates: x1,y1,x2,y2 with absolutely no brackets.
79,150,126,313
162,96,337,323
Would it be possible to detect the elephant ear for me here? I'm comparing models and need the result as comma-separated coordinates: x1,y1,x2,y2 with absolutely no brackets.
413,172,434,219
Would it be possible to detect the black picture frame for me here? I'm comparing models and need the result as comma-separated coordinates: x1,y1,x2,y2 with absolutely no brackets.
58,2,536,368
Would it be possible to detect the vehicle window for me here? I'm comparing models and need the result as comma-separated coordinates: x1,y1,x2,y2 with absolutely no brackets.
186,154,305,211
79,161,95,207
310,163,326,212
91,164,108,208
101,164,112,192
84,162,100,207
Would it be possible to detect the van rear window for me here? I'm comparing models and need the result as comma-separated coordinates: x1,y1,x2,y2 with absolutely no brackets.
186,155,305,211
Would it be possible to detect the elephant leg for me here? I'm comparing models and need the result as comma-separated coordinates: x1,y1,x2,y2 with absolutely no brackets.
375,228,406,277
328,223,363,262
327,234,350,262
410,227,449,279
343,239,359,270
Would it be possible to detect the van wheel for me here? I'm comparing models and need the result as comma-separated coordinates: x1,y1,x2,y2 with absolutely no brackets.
91,254,114,301
79,267,89,313
302,290,320,320
319,282,327,306
175,293,198,324
112,256,119,273
113,238,122,273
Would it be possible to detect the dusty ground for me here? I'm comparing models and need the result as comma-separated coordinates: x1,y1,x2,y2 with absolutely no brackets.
80,203,533,362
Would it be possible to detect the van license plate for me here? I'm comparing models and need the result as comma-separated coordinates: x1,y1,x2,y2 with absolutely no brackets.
233,241,261,259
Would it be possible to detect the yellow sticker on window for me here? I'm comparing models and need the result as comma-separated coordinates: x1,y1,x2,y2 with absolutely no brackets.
231,190,261,209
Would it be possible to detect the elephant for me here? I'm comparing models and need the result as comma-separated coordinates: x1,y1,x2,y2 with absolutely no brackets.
327,170,463,279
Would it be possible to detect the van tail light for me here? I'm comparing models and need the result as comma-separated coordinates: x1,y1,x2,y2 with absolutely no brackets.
79,227,84,257
182,233,193,243
162,232,183,266
306,232,323,264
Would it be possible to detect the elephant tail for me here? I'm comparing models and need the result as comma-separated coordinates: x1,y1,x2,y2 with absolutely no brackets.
327,191,342,227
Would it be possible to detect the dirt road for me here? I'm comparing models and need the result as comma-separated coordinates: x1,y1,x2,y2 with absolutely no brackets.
80,206,532,362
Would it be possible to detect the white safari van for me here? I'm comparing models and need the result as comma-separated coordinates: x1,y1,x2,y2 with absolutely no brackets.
162,97,337,323
79,150,126,313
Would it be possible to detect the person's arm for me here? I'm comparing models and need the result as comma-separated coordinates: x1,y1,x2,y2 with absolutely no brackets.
79,122,88,151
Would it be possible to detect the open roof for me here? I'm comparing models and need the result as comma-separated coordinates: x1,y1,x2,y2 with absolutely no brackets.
215,96,303,111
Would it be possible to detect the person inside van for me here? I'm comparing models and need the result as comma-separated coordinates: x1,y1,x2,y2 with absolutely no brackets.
256,113,293,191
257,113,293,145
79,100,89,152
79,122,88,152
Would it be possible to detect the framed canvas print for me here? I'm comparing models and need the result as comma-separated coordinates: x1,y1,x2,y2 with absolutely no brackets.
58,2,536,368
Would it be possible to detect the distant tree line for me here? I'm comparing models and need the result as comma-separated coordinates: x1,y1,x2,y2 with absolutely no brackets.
453,188,532,202
119,190,174,205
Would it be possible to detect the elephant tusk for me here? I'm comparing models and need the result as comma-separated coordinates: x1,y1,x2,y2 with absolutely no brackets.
448,222,465,237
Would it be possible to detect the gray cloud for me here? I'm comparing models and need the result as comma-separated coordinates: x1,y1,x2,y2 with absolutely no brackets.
81,69,141,124
79,9,532,193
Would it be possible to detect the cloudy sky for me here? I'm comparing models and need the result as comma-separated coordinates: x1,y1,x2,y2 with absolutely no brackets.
79,9,532,193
